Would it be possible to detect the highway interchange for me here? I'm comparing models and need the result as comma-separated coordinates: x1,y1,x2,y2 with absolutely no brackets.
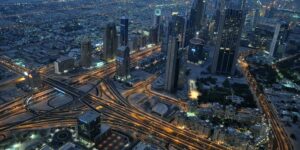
0,46,229,150
0,46,294,150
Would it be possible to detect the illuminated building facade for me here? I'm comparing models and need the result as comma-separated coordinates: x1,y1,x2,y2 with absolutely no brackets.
80,38,93,68
165,36,180,93
212,0,245,74
77,111,101,141
188,32,206,64
120,16,129,46
116,46,131,81
103,22,118,61
190,0,205,32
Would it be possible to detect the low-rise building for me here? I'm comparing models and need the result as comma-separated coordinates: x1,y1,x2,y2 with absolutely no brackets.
54,56,75,74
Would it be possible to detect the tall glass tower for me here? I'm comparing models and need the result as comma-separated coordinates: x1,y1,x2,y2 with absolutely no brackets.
103,22,118,61
120,16,129,46
212,0,246,75
80,38,92,68
190,0,205,32
165,36,180,93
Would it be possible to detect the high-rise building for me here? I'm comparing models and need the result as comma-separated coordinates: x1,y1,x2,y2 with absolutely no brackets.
77,111,101,141
269,22,289,58
154,8,161,27
250,9,259,31
251,19,289,58
120,16,129,46
213,9,222,33
116,46,130,81
190,0,205,32
161,22,170,53
152,8,162,44
251,18,279,51
80,38,92,68
212,0,246,75
186,0,205,47
149,26,159,44
168,13,185,38
168,13,185,48
165,36,180,93
188,32,206,64
103,22,118,61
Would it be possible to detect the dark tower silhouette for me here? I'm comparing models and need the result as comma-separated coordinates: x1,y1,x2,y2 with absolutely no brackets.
103,22,118,61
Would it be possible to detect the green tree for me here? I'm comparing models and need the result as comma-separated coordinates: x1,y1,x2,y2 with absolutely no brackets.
223,79,231,88
293,116,298,124
290,134,297,140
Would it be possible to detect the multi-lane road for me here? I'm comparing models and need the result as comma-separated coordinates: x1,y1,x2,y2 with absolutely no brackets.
238,50,293,150
0,44,293,149
122,75,188,111
0,47,227,149
43,74,229,150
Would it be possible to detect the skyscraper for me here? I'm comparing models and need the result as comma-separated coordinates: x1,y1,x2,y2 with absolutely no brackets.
269,22,289,58
250,9,259,31
165,36,180,93
168,13,185,48
161,14,184,53
150,8,162,44
120,16,129,46
77,111,101,141
103,22,118,61
190,0,205,33
188,32,206,64
168,13,185,38
149,26,159,44
185,0,205,47
80,38,92,68
116,46,130,81
212,0,246,75
154,8,161,27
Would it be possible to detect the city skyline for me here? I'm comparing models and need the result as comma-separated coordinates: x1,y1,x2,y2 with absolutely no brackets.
0,0,299,150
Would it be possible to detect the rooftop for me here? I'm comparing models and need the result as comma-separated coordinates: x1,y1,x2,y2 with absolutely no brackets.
78,110,100,124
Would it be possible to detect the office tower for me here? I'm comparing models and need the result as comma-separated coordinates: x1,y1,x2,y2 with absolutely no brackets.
250,9,259,31
244,9,260,33
252,18,279,51
152,8,162,43
188,32,206,65
190,0,205,33
161,22,170,53
154,8,161,27
120,16,129,46
80,38,92,68
213,9,222,33
116,46,130,81
252,19,289,58
165,36,180,93
149,26,159,44
168,13,185,48
212,0,246,75
77,111,101,141
169,13,185,37
186,0,205,47
269,22,289,58
103,22,118,61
